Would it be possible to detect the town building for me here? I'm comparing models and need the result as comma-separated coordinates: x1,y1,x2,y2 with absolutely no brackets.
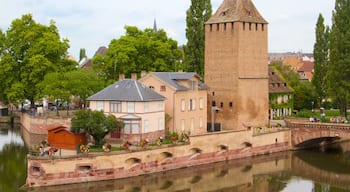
140,72,208,135
87,79,166,143
204,0,269,130
268,67,293,119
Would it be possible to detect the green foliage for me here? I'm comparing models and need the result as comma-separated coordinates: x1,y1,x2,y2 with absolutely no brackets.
0,14,76,104
313,14,330,106
37,68,105,108
79,48,87,61
328,0,350,117
270,62,317,110
184,0,212,76
0,143,28,192
88,145,123,152
92,26,183,82
71,110,124,146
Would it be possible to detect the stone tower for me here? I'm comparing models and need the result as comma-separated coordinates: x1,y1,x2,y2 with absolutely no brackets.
204,0,269,130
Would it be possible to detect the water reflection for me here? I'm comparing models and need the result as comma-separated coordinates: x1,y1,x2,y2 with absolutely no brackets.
0,124,27,192
2,124,350,192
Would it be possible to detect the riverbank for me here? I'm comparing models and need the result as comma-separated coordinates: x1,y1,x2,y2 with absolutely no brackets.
24,126,291,188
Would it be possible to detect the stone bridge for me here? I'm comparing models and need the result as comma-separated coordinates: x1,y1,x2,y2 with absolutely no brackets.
286,119,350,148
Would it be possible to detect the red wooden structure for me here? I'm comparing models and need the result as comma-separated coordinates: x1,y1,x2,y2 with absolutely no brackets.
47,126,86,150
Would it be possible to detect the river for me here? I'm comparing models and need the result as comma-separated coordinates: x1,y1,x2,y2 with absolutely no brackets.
1,124,350,192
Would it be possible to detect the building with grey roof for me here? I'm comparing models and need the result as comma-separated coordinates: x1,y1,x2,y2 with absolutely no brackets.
87,79,166,143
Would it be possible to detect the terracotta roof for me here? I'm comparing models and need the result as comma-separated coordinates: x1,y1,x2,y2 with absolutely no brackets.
298,61,314,72
206,0,267,24
269,67,293,94
94,46,108,57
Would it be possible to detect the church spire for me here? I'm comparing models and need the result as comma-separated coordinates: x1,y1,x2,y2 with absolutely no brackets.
153,18,158,32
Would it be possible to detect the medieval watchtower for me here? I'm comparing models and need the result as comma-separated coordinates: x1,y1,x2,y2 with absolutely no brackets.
204,0,269,130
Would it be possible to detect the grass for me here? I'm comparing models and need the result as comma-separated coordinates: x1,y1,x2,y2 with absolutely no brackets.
88,145,123,152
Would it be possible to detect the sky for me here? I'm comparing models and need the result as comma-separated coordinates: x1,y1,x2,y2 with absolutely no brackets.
0,0,335,60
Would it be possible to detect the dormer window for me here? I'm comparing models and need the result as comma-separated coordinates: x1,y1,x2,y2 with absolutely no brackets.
160,85,166,92
189,80,197,91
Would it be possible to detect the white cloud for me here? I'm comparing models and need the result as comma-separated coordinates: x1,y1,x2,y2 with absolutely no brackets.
0,0,336,58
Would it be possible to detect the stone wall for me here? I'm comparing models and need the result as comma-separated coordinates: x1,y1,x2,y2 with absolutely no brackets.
26,129,292,187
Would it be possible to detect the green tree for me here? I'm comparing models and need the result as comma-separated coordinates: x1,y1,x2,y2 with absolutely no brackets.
0,14,76,105
79,48,87,62
328,0,350,117
184,0,212,76
271,62,317,110
313,14,330,108
37,69,105,112
71,110,124,146
92,26,183,82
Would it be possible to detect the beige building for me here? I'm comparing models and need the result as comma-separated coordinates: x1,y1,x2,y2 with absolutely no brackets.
140,72,208,135
204,0,269,130
87,79,166,143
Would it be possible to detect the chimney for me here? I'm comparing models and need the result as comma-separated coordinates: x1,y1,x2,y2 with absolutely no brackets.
119,74,125,80
131,73,137,80
141,71,147,78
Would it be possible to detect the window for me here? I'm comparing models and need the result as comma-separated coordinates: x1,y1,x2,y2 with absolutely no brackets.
160,85,166,92
110,102,122,112
158,118,164,130
189,99,196,111
181,99,185,111
124,121,131,134
220,102,224,108
96,101,104,111
132,121,139,134
199,116,203,128
199,98,204,110
149,86,154,90
181,119,185,131
124,120,140,134
144,120,149,133
144,102,149,113
189,80,196,90
158,102,164,111
229,102,233,108
127,102,135,113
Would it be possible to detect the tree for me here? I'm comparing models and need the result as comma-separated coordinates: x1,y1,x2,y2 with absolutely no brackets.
79,48,87,62
71,110,124,146
271,61,317,111
184,0,212,76
328,0,350,117
92,26,183,82
313,14,330,108
37,68,105,112
0,14,76,105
